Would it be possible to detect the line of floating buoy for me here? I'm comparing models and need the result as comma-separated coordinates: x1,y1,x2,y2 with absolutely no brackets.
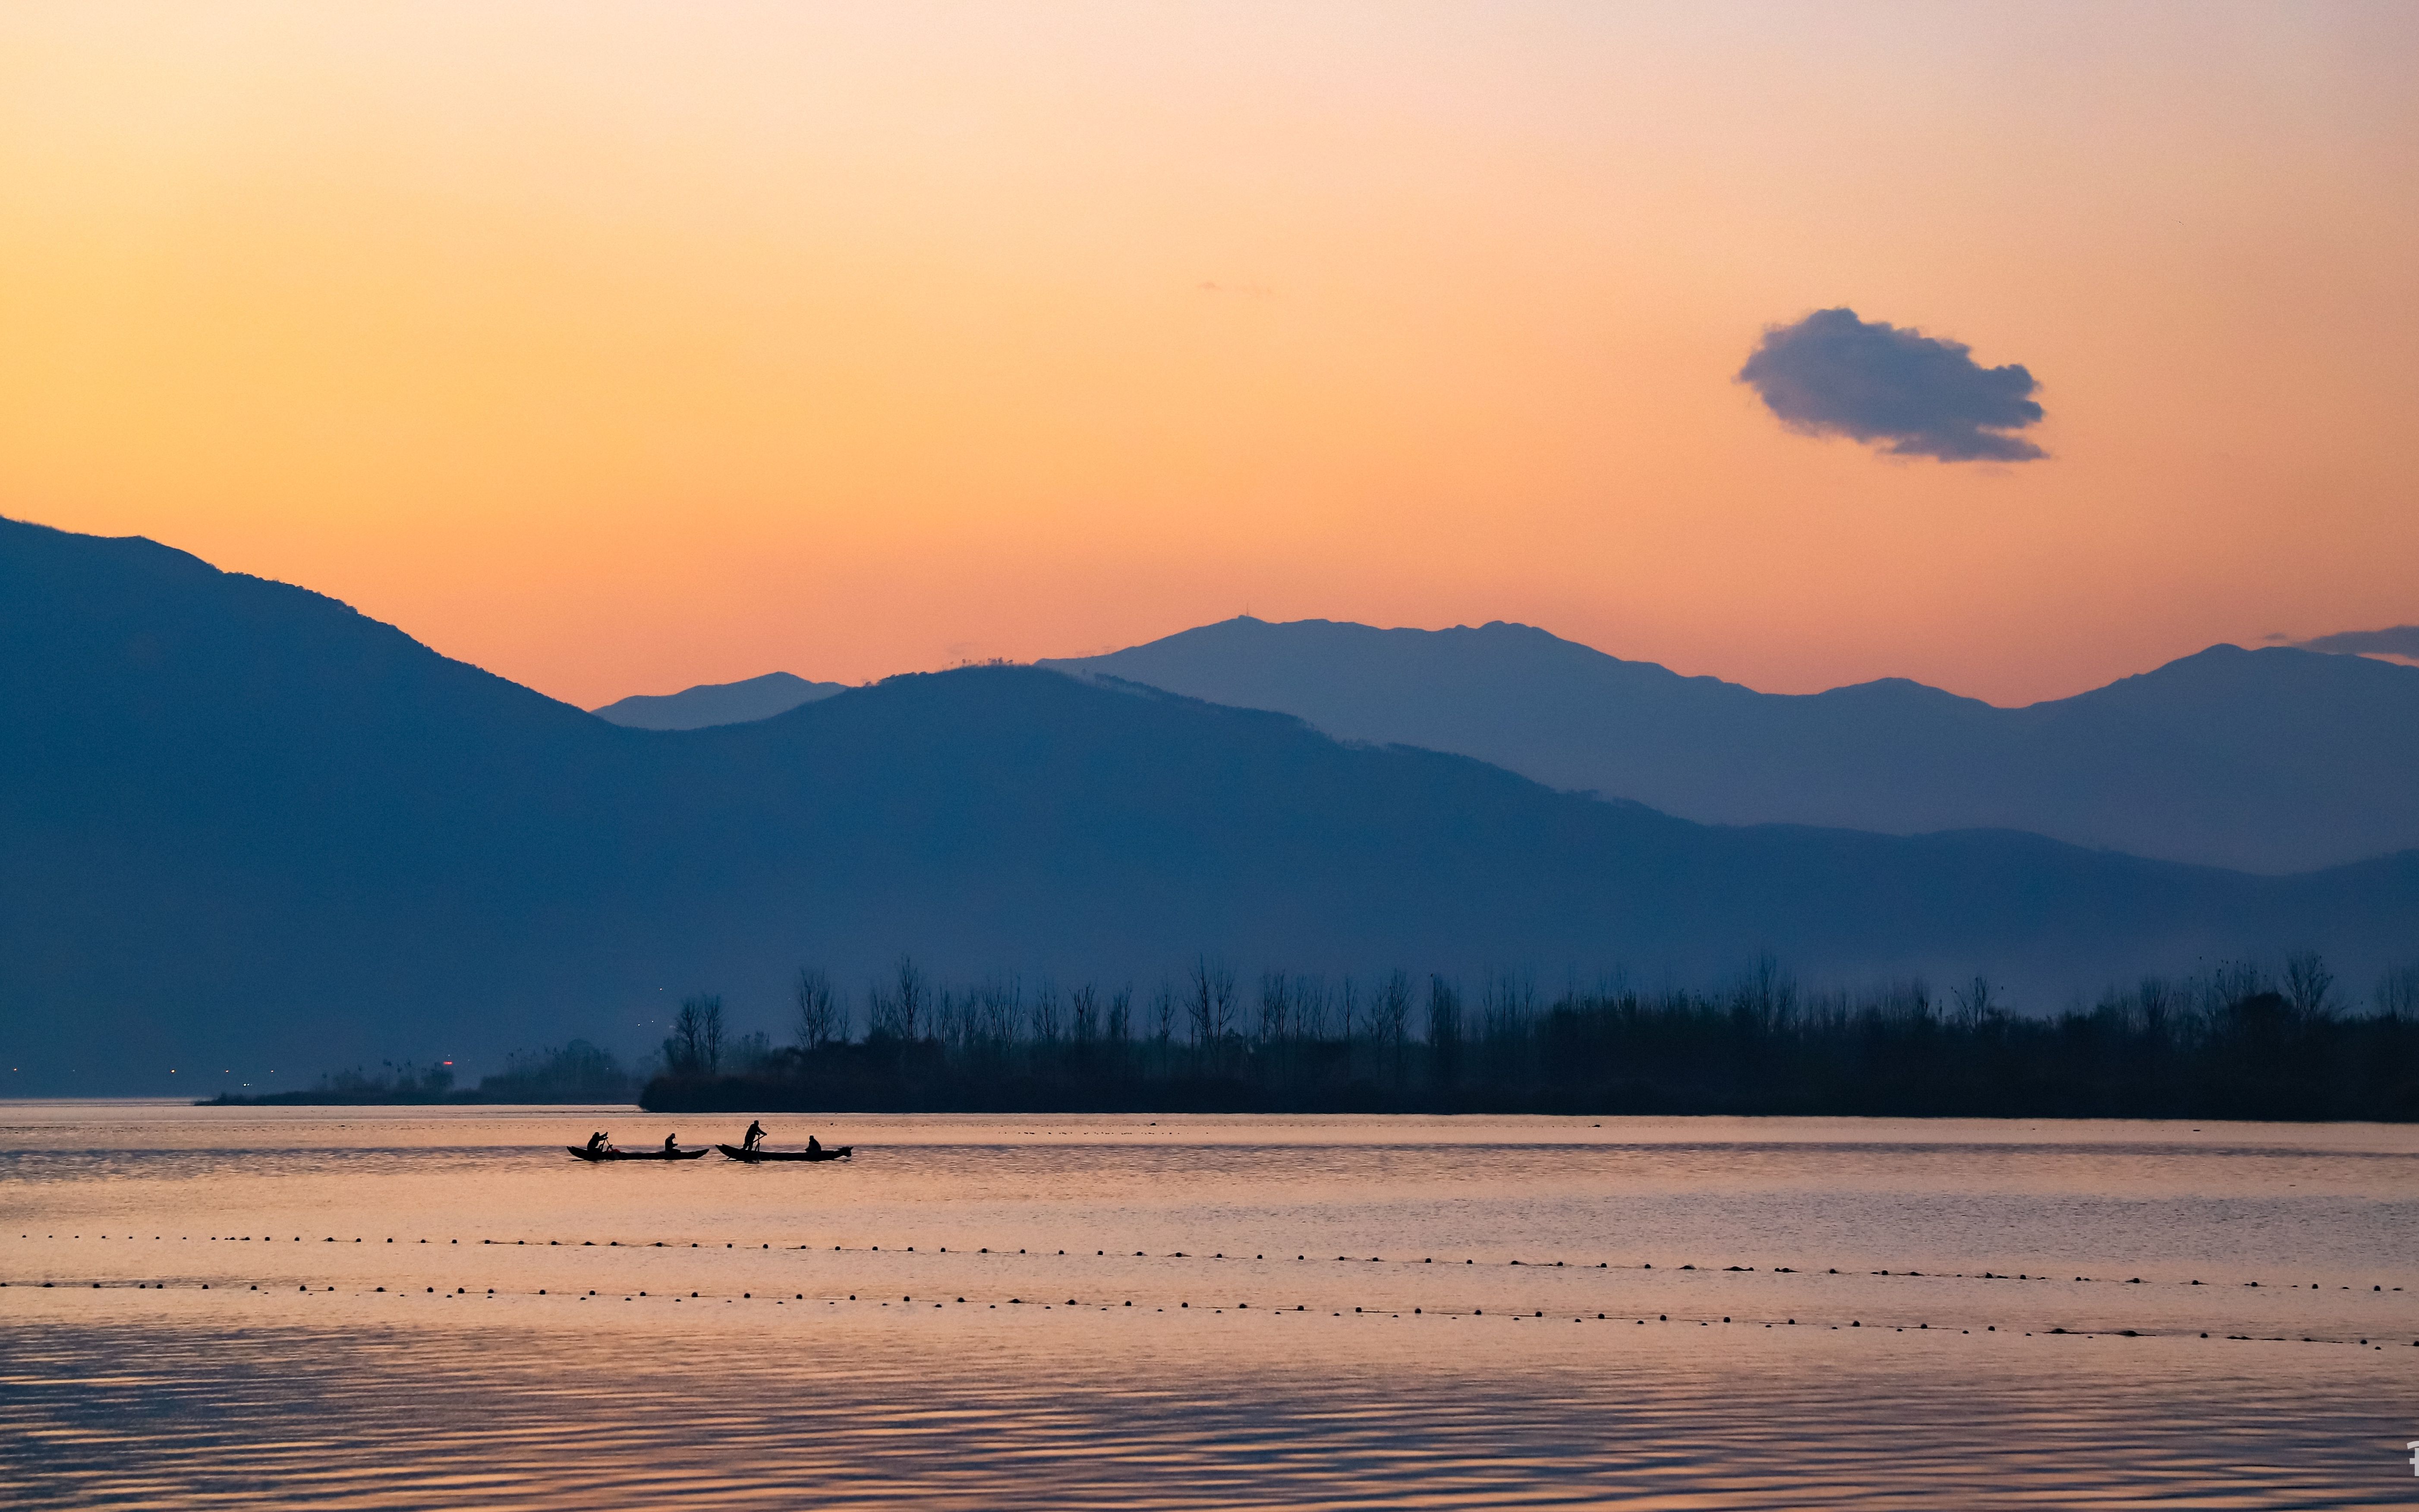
13,1232,2416,1298
9,1236,2411,1329
7,1277,2412,1345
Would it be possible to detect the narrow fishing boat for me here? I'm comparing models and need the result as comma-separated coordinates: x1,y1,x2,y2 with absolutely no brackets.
566,1146,708,1162
716,1143,853,1162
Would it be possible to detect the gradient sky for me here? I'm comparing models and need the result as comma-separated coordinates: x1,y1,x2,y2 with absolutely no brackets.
4,1,2414,707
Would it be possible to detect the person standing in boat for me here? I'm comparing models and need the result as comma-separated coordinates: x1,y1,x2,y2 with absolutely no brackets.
742,1120,766,1152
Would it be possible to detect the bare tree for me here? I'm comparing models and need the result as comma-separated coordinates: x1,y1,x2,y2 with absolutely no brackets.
2377,962,2419,1018
895,954,926,1042
1209,962,1237,1042
1949,974,1996,1028
1070,983,1100,1042
1865,977,1931,1025
1425,974,1462,1052
665,993,724,1075
1033,980,1063,1043
1256,972,1290,1046
1376,969,1413,1082
1152,980,1177,1045
1480,971,1533,1045
1736,954,1798,1027
1189,959,1215,1045
2283,951,2335,1019
1107,985,1133,1042
979,977,1022,1044
1292,975,1329,1042
2211,959,2270,1013
2136,976,2171,1036
793,968,841,1051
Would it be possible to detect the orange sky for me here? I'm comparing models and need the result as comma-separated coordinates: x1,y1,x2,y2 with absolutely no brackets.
3,2,2415,708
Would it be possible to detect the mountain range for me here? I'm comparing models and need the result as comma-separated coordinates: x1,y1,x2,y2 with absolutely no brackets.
5,515,2416,1094
1046,618,2419,874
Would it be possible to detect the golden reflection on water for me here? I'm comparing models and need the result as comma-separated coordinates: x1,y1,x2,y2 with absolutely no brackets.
2,1106,2414,1508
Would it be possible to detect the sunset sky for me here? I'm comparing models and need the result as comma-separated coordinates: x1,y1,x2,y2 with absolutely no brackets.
3,1,2413,708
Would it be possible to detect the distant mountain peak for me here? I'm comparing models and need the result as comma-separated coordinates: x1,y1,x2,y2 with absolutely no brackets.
592,671,846,731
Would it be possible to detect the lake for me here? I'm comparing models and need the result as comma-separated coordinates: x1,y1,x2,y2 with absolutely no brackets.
3,1103,2414,1508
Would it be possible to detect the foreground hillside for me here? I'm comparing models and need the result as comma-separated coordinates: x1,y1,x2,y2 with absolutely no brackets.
1048,617,2419,872
5,517,2416,1093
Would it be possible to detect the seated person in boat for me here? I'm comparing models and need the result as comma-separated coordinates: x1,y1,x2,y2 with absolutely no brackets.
662,1133,679,1154
806,1135,822,1154
585,1131,608,1153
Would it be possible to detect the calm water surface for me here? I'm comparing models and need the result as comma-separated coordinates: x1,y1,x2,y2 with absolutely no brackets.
3,1103,2415,1508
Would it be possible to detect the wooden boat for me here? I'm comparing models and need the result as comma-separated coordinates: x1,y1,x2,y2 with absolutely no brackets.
566,1145,708,1162
716,1143,853,1163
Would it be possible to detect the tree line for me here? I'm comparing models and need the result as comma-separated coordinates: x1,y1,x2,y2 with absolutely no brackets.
641,951,2419,1119
204,1040,638,1106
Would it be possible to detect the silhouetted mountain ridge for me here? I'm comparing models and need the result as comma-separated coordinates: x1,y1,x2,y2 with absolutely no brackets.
1047,617,2419,871
6,518,2416,1094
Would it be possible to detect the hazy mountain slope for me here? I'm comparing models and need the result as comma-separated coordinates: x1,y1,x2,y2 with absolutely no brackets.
0,517,653,1088
593,671,846,730
6,518,2417,1094
1046,618,2419,872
